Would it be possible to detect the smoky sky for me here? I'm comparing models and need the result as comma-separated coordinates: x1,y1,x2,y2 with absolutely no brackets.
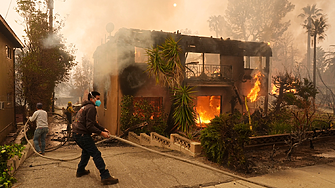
2,0,334,68
289,0,335,55
53,0,335,63
55,0,227,58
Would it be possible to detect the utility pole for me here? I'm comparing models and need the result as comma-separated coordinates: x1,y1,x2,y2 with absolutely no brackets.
48,0,54,32
48,0,55,112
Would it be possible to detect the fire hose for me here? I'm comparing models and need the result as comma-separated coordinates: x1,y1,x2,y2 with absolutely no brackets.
24,119,81,161
23,120,273,188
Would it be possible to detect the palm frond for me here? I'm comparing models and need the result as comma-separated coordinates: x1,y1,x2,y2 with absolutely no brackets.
172,85,197,132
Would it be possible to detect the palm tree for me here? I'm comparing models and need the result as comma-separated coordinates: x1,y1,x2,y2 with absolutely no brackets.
298,4,323,74
146,37,196,133
146,36,184,89
304,16,328,88
304,16,328,109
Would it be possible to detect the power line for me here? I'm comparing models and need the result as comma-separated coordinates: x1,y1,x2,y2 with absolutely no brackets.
5,0,13,19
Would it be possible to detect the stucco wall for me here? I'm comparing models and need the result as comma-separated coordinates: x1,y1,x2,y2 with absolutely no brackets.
220,55,245,113
135,78,171,114
96,75,120,135
0,32,15,143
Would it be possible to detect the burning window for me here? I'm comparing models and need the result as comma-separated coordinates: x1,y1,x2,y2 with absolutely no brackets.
135,47,148,63
194,96,221,126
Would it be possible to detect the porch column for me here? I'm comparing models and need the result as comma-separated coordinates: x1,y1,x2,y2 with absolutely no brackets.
264,56,270,114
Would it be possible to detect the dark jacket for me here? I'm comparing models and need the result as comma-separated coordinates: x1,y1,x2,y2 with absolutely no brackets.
72,100,105,135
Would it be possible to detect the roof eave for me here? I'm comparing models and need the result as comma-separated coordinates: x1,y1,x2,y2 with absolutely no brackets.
0,14,24,48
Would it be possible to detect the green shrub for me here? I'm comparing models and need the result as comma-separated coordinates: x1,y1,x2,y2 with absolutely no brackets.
250,108,269,136
0,144,25,188
269,121,292,135
200,113,252,171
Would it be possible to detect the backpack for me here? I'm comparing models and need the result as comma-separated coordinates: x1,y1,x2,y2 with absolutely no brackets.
65,106,71,116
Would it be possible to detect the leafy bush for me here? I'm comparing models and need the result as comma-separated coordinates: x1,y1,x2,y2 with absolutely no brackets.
1,144,25,188
250,108,269,136
268,121,292,135
200,113,252,171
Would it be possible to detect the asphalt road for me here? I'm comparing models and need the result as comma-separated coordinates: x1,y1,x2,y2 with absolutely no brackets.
13,143,238,188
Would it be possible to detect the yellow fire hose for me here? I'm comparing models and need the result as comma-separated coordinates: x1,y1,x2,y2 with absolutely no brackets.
245,97,252,130
23,120,273,188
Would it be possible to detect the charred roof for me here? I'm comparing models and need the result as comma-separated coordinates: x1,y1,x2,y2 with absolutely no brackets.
113,28,272,57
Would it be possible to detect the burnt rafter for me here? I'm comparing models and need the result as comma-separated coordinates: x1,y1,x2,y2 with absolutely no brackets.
113,28,272,57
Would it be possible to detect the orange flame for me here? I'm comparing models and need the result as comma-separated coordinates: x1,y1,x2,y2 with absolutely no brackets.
271,84,278,95
195,96,221,126
247,72,263,102
271,83,296,95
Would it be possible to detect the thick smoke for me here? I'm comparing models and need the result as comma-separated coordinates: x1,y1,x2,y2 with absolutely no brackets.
55,0,227,60
42,33,61,49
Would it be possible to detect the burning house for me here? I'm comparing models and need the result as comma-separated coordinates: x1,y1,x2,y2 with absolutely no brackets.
93,28,272,135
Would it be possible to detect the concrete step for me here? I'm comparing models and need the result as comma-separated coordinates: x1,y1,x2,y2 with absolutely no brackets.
7,132,18,137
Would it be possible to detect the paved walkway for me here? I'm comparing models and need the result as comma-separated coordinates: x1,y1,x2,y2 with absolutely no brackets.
13,144,237,188
13,142,335,188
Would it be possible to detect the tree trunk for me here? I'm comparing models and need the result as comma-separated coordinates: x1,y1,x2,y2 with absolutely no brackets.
313,34,317,110
307,31,311,74
313,35,317,89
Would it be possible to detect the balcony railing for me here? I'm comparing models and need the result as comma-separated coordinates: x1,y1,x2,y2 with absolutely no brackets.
185,63,232,82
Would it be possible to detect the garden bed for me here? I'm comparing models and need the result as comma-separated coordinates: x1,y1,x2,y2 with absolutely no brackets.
192,136,335,178
245,136,335,177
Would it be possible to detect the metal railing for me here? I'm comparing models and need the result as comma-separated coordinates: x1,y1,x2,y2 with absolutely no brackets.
185,64,232,81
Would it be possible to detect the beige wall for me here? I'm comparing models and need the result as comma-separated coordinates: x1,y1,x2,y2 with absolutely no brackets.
0,32,15,143
220,55,245,113
135,78,171,114
96,75,120,135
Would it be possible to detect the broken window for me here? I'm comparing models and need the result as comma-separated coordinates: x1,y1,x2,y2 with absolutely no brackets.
7,92,12,106
135,47,148,63
185,53,221,78
103,77,111,110
104,90,107,110
5,45,11,59
204,53,220,65
244,56,266,69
